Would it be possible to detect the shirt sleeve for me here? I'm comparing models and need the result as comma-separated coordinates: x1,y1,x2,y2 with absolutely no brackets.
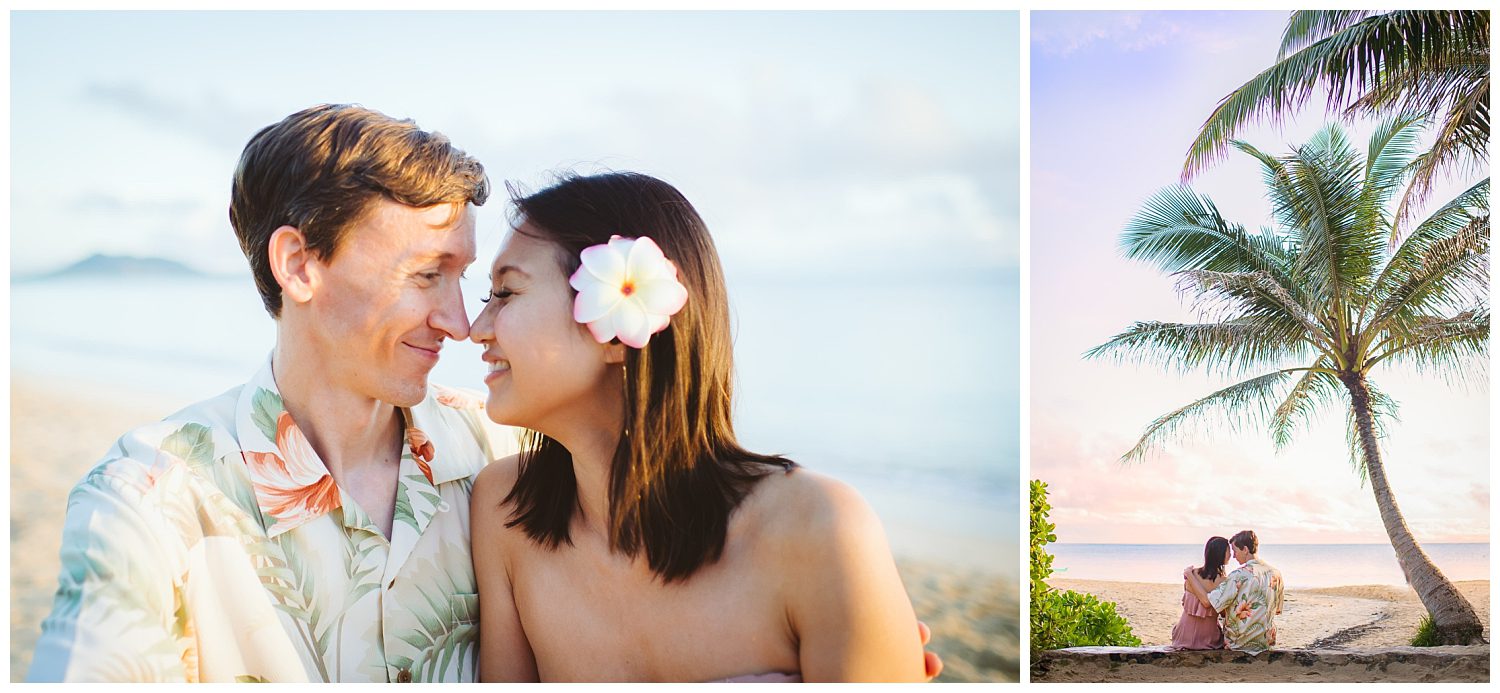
27,469,187,682
1207,572,1237,613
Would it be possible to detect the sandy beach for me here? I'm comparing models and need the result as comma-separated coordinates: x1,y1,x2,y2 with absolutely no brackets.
1051,578,1490,649
9,376,1018,682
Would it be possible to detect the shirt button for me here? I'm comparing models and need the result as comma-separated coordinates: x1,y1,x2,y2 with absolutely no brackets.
395,669,412,683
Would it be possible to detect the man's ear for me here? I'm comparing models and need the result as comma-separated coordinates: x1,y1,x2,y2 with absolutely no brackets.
603,340,627,365
268,226,319,306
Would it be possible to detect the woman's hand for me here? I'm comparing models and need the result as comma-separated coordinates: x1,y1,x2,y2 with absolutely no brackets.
919,621,943,680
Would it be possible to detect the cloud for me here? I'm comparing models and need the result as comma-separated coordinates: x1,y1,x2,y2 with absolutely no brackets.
470,73,1018,274
81,81,269,152
1031,11,1254,59
1032,12,1170,57
69,192,200,216
62,64,1019,278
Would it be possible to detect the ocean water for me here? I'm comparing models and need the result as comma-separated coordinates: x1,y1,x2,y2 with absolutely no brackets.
1049,543,1490,589
11,273,1020,576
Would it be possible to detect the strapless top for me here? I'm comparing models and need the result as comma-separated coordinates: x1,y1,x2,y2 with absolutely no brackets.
1181,568,1221,619
718,672,802,683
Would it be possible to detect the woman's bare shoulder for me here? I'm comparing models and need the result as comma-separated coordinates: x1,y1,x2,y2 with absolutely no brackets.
745,465,885,560
472,454,523,525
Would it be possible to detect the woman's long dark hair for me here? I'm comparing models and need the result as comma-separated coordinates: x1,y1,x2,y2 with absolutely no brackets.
1197,536,1229,581
499,172,791,583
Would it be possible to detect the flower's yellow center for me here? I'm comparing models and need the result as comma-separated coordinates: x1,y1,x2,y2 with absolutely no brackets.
620,280,635,297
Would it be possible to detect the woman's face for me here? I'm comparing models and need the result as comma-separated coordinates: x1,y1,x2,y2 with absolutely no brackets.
469,224,623,435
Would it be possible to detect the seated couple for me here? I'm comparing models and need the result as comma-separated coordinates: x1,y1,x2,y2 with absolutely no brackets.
27,105,935,682
1170,530,1284,654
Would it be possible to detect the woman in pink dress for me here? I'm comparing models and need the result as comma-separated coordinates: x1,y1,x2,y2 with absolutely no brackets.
1171,536,1230,649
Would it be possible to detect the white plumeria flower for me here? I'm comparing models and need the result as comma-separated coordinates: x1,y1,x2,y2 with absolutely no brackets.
569,235,689,348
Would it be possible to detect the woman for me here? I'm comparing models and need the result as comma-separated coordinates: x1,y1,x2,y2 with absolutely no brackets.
1170,536,1230,650
467,172,926,682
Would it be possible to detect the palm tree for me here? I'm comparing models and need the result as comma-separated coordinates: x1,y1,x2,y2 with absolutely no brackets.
1091,116,1489,645
1183,10,1489,237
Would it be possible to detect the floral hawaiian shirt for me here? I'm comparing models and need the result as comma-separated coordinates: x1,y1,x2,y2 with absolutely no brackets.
1207,558,1285,654
27,358,518,682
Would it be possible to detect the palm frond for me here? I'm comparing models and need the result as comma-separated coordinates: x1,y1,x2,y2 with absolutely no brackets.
1368,215,1488,336
1391,74,1492,235
1084,317,1308,376
1184,10,1489,180
1269,360,1343,449
1231,138,1293,191
1358,114,1424,232
1279,124,1380,306
1278,10,1375,58
1383,178,1489,272
1370,180,1489,329
1346,40,1489,120
1121,186,1290,275
1368,309,1490,375
1174,269,1334,355
1120,369,1303,464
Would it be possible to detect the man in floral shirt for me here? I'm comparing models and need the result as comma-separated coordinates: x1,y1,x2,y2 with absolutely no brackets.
27,105,514,682
1186,530,1284,654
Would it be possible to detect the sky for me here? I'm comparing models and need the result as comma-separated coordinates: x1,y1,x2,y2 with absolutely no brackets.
1031,11,1490,546
10,11,1019,280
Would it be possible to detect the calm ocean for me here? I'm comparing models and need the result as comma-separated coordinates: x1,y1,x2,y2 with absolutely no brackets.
1049,543,1490,588
11,272,1020,576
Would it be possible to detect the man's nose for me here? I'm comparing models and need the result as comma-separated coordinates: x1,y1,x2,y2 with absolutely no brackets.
432,284,470,342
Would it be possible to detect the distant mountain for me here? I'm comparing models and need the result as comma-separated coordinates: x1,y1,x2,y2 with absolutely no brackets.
35,253,206,279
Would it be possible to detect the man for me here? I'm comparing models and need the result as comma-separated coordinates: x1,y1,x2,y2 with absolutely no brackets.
1185,529,1284,654
28,104,941,682
28,104,502,683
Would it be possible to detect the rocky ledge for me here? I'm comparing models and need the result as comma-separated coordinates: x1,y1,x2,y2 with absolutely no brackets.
1031,645,1489,683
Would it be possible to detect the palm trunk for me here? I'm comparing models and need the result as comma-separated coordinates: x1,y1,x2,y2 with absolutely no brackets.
1341,372,1486,645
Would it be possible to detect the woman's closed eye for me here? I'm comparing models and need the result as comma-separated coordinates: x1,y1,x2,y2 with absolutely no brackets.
480,288,515,304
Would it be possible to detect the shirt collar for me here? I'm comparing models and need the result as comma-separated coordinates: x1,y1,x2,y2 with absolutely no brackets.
400,391,474,486
234,354,453,538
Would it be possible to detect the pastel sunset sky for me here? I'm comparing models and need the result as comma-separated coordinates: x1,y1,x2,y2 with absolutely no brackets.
1031,11,1489,546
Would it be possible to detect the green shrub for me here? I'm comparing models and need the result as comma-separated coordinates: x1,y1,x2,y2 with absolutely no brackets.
1410,613,1440,647
1030,480,1142,651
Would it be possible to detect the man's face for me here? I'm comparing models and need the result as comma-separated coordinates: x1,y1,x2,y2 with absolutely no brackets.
1231,543,1251,565
303,199,476,407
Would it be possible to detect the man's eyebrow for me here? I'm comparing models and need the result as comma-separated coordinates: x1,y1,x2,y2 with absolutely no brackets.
492,265,531,281
416,250,476,264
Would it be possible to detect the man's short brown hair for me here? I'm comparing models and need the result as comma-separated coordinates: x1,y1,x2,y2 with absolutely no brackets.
229,104,489,317
1230,529,1258,554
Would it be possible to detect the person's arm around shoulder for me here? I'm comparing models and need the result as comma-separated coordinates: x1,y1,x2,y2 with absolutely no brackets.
471,455,539,682
1183,568,1214,609
777,471,924,682
1207,569,1238,614
28,461,185,681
